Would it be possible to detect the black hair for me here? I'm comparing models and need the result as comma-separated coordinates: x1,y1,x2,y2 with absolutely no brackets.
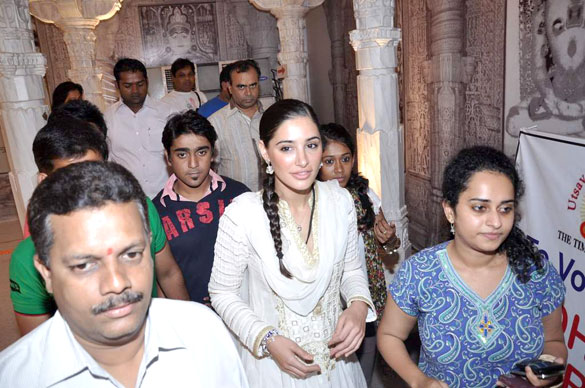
51,81,83,111
220,63,232,85
319,123,375,233
113,58,147,83
48,99,108,137
162,110,217,154
29,161,149,267
33,117,108,174
259,99,320,278
229,59,261,83
442,146,543,283
171,58,195,76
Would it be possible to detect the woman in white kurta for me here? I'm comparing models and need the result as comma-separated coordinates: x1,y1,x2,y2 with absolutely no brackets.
209,99,376,387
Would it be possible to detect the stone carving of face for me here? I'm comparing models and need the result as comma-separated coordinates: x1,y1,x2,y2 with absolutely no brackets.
167,8,192,56
168,25,191,56
545,0,585,102
546,0,585,71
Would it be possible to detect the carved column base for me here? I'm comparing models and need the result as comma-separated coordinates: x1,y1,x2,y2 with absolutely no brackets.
274,9,310,102
250,0,325,103
351,0,409,280
29,0,123,112
356,106,411,279
278,50,309,102
67,68,105,111
0,49,47,228
61,25,105,111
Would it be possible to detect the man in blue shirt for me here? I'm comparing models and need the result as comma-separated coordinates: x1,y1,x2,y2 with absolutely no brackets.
197,63,232,118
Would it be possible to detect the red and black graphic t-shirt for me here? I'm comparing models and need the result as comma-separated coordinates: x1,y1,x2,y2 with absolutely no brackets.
153,176,249,304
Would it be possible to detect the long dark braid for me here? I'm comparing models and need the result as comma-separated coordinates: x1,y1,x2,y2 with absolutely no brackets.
262,171,292,278
347,171,375,233
259,99,320,278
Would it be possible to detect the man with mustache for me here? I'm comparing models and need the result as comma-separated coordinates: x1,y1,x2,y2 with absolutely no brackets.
10,107,189,336
208,59,264,191
0,162,248,387
105,58,173,198
153,110,249,306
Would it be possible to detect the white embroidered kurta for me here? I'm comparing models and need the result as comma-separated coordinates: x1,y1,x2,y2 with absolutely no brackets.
209,180,376,388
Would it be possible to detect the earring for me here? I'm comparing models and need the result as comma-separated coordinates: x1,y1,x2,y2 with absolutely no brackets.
266,162,274,175
450,223,455,235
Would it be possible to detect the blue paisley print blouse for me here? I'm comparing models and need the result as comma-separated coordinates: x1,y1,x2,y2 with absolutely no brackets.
389,242,565,388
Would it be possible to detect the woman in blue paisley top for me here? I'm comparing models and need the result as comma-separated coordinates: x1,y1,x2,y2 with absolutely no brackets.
377,146,566,388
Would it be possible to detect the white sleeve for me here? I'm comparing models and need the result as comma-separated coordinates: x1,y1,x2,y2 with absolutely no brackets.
208,205,274,357
339,190,377,322
367,188,382,215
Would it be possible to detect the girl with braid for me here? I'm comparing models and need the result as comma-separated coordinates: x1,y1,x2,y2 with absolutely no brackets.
209,99,375,387
318,123,399,385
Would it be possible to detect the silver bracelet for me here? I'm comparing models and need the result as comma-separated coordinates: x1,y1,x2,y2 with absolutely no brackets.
260,328,281,356
383,237,401,254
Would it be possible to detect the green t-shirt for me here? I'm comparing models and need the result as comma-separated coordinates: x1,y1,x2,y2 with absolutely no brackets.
9,198,166,315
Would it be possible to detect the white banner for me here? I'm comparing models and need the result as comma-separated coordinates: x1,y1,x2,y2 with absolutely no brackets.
517,130,585,387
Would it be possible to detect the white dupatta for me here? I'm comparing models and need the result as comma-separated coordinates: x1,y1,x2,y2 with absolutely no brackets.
243,180,352,316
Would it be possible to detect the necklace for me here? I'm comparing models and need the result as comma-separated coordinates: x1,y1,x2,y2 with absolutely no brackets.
295,187,316,244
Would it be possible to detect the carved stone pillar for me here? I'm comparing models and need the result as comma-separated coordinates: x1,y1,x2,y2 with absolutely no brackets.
0,0,47,228
324,0,348,126
29,0,123,111
350,0,410,279
231,1,279,78
249,0,324,103
424,0,475,244
248,10,279,72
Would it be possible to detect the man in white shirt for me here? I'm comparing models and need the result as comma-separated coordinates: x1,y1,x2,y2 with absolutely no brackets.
0,161,248,388
105,58,172,198
208,60,264,191
161,58,208,112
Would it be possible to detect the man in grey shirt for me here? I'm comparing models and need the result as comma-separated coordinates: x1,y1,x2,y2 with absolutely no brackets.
208,59,264,191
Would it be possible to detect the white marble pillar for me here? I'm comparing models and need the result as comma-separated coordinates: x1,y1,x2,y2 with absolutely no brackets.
249,0,324,103
29,0,122,112
424,0,475,244
0,0,47,228
350,0,410,278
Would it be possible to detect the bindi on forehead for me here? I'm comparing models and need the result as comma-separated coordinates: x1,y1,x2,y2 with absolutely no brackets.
106,247,113,255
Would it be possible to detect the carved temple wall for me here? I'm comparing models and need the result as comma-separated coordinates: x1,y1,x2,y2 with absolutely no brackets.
3,0,508,247
402,0,432,249
33,0,278,108
401,0,506,249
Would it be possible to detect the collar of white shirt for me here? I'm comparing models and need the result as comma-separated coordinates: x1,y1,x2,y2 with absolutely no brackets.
114,95,164,115
39,307,186,387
